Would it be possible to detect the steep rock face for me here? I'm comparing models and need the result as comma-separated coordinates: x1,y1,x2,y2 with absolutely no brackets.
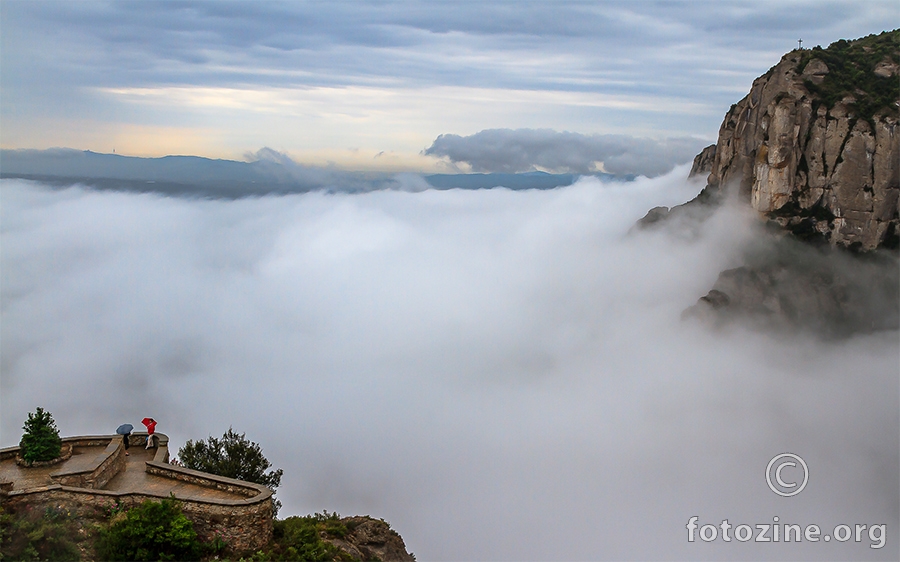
668,32,900,335
701,34,899,250
689,144,716,178
683,239,899,336
325,516,416,562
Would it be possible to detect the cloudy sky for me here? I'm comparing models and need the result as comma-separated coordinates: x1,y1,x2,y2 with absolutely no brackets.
2,3,899,560
1,1,895,173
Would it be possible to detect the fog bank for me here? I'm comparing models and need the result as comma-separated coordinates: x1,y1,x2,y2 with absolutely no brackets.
1,169,896,560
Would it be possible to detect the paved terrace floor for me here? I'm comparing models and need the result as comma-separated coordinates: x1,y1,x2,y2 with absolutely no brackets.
105,447,239,502
1,445,243,502
0,445,105,492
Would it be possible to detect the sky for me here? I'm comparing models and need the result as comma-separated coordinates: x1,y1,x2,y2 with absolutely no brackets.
1,1,897,173
1,2,899,560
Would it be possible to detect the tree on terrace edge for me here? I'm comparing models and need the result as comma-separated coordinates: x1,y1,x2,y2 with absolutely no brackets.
176,427,284,515
19,407,62,465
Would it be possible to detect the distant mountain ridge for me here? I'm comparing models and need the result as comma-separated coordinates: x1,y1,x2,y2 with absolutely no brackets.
0,148,633,196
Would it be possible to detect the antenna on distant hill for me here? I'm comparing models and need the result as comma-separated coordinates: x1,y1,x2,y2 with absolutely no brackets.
798,38,803,50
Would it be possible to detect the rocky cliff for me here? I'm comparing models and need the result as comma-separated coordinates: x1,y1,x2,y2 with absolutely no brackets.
699,30,899,250
324,516,416,562
649,31,900,335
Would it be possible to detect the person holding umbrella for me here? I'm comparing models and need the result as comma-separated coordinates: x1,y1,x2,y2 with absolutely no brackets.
116,423,133,456
142,418,157,449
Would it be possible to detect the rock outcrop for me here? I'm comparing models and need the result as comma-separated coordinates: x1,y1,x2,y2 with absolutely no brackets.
683,238,899,336
325,516,416,562
689,144,717,178
649,31,900,335
699,30,899,250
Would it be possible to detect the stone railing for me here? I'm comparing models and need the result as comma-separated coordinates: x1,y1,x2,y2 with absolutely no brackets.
1,433,274,552
1,483,273,552
145,462,267,499
51,438,124,489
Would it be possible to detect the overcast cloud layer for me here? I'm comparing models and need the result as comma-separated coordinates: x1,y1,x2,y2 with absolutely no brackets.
2,175,897,560
1,1,896,167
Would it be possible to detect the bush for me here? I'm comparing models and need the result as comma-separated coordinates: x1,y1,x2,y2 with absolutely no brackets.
96,497,201,562
241,513,347,562
798,29,900,120
0,505,83,561
18,407,62,465
177,428,284,515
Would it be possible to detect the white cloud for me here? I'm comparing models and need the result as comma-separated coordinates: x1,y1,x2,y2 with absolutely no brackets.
2,174,896,560
424,128,708,176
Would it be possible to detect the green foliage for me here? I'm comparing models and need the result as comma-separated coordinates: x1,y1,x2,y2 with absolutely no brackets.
0,505,84,562
798,29,900,120
201,533,228,558
239,512,350,562
96,497,201,562
177,428,284,515
18,407,62,465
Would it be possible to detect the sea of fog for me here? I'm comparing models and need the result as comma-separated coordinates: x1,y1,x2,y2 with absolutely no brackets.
1,168,897,561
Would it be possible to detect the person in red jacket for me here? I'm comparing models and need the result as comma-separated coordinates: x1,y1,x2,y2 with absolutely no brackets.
142,418,157,449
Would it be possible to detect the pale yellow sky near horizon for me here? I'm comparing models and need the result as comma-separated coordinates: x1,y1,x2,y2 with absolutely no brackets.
2,2,892,173
1,83,718,171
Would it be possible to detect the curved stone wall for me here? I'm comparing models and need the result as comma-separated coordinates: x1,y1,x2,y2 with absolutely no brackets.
0,433,273,552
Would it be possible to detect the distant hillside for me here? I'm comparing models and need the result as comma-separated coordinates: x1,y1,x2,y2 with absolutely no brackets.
0,149,631,197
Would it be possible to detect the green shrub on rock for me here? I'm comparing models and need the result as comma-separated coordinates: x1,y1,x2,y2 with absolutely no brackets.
242,513,346,562
18,407,62,465
97,497,201,562
0,505,83,561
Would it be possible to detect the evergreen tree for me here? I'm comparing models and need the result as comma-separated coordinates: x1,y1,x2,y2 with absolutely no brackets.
19,407,62,465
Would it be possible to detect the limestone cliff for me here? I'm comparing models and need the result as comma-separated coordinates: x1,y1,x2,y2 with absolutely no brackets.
689,144,716,178
324,516,416,562
700,30,899,250
648,31,900,335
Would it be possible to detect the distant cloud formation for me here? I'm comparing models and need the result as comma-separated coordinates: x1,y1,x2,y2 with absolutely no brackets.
424,129,707,176
2,2,893,162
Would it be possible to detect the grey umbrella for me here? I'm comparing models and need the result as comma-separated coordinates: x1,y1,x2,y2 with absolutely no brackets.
116,423,133,435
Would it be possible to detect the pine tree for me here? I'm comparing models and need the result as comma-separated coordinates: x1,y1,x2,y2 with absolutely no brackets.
19,407,62,465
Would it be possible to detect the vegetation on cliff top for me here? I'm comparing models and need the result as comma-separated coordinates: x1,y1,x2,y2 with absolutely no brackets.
0,505,84,561
238,512,415,562
0,499,226,562
240,512,350,562
1,503,406,562
96,497,205,561
798,29,900,119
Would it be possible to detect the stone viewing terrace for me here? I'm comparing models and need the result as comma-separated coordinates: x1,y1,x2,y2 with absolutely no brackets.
0,433,274,552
